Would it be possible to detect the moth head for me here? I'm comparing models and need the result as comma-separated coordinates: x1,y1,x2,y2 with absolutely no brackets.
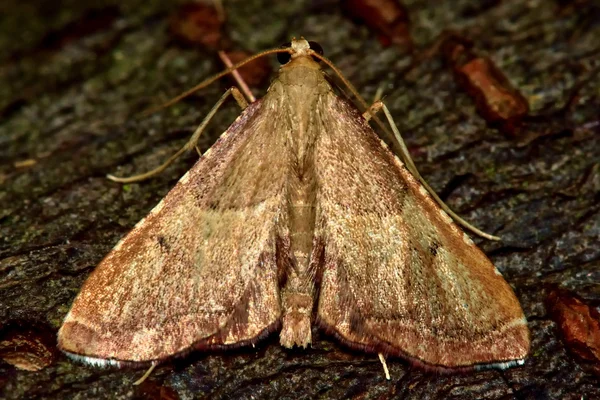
277,38,324,66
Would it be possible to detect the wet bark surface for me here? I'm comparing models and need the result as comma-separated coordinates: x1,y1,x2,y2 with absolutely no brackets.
1,0,599,399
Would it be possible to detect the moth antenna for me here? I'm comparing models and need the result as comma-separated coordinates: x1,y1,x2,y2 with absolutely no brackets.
139,47,292,117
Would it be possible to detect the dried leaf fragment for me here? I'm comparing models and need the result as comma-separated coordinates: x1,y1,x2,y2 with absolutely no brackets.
546,288,600,368
442,34,529,136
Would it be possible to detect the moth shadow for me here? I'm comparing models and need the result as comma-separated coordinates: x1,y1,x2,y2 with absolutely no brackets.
168,332,283,372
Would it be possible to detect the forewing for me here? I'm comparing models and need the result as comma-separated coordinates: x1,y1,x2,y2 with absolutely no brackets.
314,95,529,369
58,100,291,364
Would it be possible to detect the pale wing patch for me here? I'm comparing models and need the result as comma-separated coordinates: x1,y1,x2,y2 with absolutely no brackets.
463,232,475,245
439,209,453,224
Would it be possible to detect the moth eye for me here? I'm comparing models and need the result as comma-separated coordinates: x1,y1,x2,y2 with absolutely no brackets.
277,42,292,65
308,41,324,57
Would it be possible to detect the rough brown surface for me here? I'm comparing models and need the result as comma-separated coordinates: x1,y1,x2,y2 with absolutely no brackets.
1,0,599,399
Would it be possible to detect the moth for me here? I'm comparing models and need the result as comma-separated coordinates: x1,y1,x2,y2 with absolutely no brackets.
58,38,530,372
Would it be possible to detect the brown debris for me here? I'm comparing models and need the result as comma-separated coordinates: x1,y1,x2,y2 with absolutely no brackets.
442,33,529,136
169,2,224,50
546,288,600,373
0,327,56,371
342,0,412,49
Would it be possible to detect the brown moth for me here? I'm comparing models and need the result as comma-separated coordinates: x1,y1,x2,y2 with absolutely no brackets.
57,38,530,371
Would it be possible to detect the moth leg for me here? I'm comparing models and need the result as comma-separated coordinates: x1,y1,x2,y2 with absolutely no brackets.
107,87,248,183
378,353,391,380
132,363,156,385
367,100,501,241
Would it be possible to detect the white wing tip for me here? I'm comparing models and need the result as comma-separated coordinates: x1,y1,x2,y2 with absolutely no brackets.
64,352,124,368
474,358,526,371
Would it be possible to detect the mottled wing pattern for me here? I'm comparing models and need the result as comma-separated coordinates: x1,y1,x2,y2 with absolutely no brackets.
314,95,529,369
58,100,292,364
